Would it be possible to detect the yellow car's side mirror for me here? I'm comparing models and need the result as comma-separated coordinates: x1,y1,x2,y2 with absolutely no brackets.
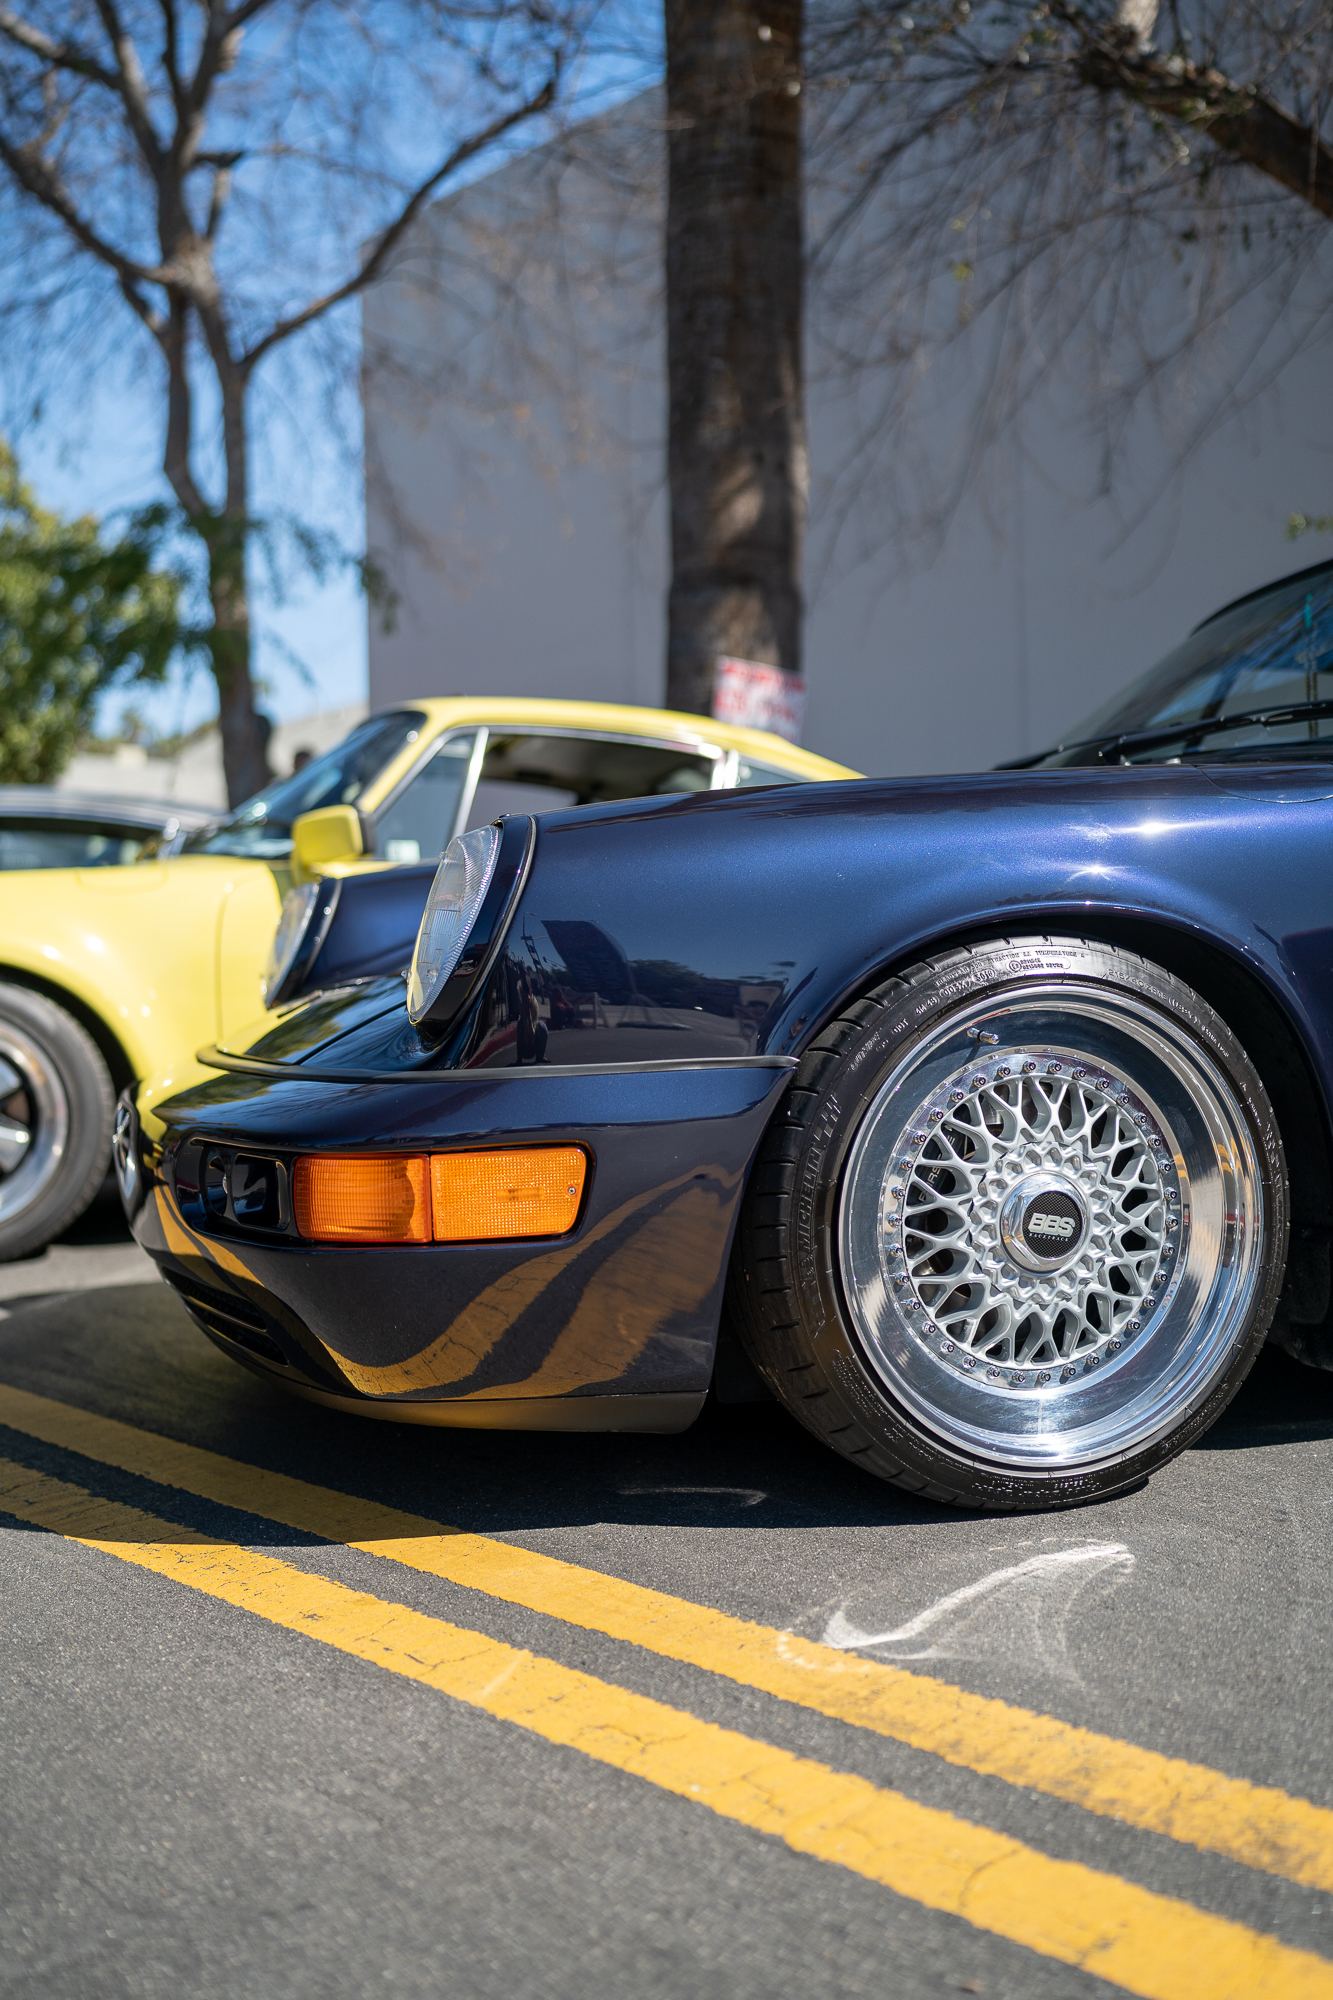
290,805,364,883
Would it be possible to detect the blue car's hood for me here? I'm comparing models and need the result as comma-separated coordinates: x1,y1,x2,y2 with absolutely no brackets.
204,762,1333,1094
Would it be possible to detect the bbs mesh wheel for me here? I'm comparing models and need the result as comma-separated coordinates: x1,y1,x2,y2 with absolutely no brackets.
728,937,1287,1510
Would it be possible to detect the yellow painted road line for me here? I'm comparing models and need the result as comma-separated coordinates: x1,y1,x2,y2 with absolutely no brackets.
1,1453,1330,2000
2,1383,1331,1897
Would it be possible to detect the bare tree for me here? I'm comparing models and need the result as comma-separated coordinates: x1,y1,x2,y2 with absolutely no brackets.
0,2,589,804
805,0,1333,561
664,0,806,716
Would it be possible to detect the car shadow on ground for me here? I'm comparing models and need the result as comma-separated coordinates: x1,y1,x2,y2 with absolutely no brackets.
2,1252,1332,1548
48,1184,133,1248
1190,1340,1333,1447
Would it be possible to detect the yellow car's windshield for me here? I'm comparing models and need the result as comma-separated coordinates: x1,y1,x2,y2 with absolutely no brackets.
182,710,427,859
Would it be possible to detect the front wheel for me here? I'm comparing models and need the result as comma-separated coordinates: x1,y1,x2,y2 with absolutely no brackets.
729,938,1287,1510
0,982,115,1263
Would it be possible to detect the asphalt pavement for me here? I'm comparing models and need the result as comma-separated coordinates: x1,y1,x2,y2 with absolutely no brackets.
2,1198,1332,2000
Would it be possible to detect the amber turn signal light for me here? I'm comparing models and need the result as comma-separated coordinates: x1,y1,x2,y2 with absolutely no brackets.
431,1146,587,1242
292,1147,587,1244
292,1154,431,1243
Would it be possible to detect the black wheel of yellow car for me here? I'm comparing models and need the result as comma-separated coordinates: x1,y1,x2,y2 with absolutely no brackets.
0,982,116,1263
728,937,1287,1510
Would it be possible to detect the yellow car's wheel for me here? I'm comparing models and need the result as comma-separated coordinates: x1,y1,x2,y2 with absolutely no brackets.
0,983,115,1263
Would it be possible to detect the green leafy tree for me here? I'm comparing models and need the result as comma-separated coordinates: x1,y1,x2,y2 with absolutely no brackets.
0,443,184,783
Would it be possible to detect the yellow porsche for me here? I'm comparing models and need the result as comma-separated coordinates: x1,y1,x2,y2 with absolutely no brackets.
0,697,858,1260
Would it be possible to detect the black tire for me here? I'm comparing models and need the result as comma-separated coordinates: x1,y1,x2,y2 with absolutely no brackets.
0,982,116,1263
728,937,1287,1510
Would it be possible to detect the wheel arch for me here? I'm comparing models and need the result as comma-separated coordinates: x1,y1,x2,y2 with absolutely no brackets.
804,909,1331,1339
0,963,136,1098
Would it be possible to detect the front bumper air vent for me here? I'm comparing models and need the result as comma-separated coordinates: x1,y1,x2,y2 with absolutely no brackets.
164,1271,289,1367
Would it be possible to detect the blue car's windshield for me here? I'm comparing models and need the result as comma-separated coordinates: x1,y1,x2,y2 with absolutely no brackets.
183,711,428,858
1029,560,1333,766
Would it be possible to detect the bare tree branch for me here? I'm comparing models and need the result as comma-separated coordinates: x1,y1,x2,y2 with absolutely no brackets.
185,0,277,129
1064,7,1333,218
241,65,562,372
0,8,119,88
91,0,164,172
158,0,182,103
804,0,1333,572
0,127,171,296
0,0,590,804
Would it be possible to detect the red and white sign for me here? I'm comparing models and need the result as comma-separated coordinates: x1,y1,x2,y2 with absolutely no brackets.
711,657,807,744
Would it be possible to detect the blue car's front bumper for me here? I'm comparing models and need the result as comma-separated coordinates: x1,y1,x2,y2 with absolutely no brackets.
127,1057,794,1431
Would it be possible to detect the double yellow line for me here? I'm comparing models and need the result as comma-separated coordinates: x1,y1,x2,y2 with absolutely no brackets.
0,1381,1329,1998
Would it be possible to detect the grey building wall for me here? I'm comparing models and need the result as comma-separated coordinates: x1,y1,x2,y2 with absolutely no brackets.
364,109,1331,778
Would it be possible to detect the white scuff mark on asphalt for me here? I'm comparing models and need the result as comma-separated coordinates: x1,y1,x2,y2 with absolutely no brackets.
821,1542,1134,1682
617,1485,768,1508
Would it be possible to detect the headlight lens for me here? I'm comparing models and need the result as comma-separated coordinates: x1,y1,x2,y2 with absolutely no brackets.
406,824,501,1025
263,881,321,1007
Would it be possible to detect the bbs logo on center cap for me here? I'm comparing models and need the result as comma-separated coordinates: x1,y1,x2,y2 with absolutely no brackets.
1022,1188,1084,1256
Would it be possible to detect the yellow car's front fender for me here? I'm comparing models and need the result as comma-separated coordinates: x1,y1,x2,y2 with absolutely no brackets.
0,857,284,1085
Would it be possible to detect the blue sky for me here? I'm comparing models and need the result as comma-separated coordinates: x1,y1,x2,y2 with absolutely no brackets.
25,379,370,740
17,9,658,743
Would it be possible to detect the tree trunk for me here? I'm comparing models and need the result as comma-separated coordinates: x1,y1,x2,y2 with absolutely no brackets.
161,304,272,808
664,0,806,718
207,518,270,807
209,370,271,808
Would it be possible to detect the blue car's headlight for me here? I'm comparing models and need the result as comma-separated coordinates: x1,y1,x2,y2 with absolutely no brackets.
263,877,341,1008
406,825,502,1024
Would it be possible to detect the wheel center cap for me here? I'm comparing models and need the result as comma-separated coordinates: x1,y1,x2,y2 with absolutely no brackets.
999,1173,1089,1272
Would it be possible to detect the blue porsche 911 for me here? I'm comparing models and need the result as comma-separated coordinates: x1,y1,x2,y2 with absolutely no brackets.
120,556,1333,1510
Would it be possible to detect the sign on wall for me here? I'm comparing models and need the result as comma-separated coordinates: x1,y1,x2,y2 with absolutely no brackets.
711,657,807,743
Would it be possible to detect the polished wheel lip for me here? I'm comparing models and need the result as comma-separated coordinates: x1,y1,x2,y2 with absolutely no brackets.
0,1023,69,1223
837,983,1264,1472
